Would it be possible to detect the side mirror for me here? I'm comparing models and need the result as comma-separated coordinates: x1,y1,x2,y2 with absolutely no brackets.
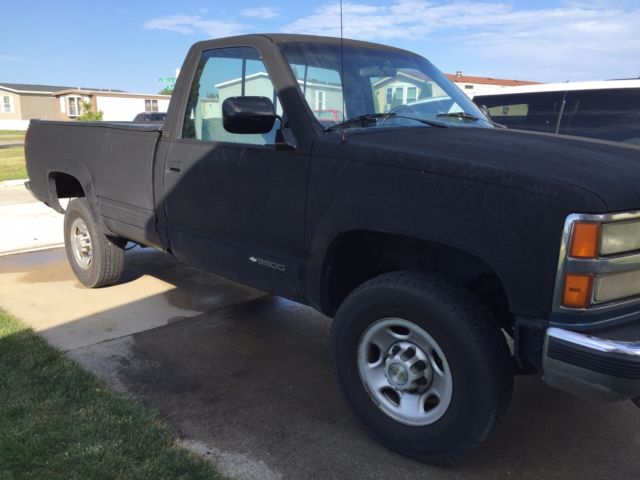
222,96,276,134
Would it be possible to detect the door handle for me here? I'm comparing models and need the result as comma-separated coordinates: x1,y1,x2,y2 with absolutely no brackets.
166,160,182,174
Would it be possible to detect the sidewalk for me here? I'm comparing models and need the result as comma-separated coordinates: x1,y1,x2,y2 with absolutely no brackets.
0,138,24,148
0,180,64,255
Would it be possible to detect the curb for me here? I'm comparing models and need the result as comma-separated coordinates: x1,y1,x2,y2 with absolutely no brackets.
0,243,65,257
0,179,28,188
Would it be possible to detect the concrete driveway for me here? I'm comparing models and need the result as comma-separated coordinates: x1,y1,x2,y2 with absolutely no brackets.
1,246,638,479
0,181,65,255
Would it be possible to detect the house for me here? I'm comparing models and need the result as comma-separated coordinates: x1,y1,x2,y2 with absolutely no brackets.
52,89,170,122
0,82,170,129
192,72,345,138
445,72,541,97
371,71,448,111
214,71,343,113
0,83,68,130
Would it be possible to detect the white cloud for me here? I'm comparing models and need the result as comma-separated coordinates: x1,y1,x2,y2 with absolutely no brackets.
284,1,640,81
143,14,247,37
240,7,280,19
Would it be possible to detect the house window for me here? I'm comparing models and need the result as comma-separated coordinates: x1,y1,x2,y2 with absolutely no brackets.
286,60,344,122
145,99,158,112
68,96,83,117
315,91,326,110
384,86,414,109
406,86,417,102
2,95,13,113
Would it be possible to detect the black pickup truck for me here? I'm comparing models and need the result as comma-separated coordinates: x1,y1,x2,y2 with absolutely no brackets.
25,34,640,462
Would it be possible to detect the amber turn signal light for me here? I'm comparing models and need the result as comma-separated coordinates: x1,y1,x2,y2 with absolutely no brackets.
569,222,600,258
562,274,593,308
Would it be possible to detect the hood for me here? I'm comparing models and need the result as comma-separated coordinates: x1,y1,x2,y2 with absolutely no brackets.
318,126,640,212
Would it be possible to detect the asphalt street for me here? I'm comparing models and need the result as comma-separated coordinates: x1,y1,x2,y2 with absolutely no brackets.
1,247,639,479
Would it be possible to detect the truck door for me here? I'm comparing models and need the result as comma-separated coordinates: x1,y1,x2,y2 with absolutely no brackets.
162,46,308,298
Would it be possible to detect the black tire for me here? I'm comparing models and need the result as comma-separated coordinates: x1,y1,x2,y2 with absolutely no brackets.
63,198,125,288
330,270,513,463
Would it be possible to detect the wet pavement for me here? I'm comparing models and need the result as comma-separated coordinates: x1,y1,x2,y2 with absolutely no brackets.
1,247,639,479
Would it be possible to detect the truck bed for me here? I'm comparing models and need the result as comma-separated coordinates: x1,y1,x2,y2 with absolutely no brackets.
26,120,164,248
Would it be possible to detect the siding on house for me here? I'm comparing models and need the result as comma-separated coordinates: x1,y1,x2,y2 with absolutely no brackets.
20,94,64,120
95,95,170,121
214,72,344,117
301,82,343,112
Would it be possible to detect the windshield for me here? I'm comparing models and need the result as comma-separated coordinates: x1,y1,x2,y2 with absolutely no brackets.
278,41,492,130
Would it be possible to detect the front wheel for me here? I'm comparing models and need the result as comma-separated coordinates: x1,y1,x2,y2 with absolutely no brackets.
64,198,125,288
330,271,513,463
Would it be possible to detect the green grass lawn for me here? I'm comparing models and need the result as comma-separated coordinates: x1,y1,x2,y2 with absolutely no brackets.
0,130,26,142
0,310,222,480
0,146,27,181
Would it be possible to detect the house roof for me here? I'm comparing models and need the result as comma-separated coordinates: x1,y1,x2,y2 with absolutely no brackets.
445,74,540,87
0,82,126,94
52,89,169,99
0,83,74,94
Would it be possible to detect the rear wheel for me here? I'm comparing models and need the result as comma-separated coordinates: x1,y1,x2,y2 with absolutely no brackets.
330,271,513,463
64,198,125,288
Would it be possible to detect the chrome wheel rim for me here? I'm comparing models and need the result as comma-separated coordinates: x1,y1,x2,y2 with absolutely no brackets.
357,317,453,426
70,218,92,270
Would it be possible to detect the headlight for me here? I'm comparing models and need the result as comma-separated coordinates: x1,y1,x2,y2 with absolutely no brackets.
570,219,640,258
593,270,640,303
560,214,640,309
601,221,640,256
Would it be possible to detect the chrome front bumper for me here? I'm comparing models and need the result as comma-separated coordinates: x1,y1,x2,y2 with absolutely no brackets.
543,327,640,401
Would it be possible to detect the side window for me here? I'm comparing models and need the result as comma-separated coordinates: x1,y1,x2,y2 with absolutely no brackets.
487,103,529,117
475,92,564,132
288,64,344,127
561,89,640,145
182,47,282,145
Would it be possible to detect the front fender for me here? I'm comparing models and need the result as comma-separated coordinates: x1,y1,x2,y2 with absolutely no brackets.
305,199,552,318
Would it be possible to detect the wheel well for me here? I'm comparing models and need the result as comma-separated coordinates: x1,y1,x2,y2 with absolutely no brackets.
322,231,511,327
51,172,85,198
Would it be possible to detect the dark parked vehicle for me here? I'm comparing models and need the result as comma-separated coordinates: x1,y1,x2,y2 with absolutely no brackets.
133,112,166,122
25,34,640,463
473,81,640,145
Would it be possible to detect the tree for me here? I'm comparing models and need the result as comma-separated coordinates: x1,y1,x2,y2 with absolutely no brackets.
76,101,103,121
159,86,174,95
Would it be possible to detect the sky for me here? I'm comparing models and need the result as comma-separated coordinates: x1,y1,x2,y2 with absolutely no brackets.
1,0,639,93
